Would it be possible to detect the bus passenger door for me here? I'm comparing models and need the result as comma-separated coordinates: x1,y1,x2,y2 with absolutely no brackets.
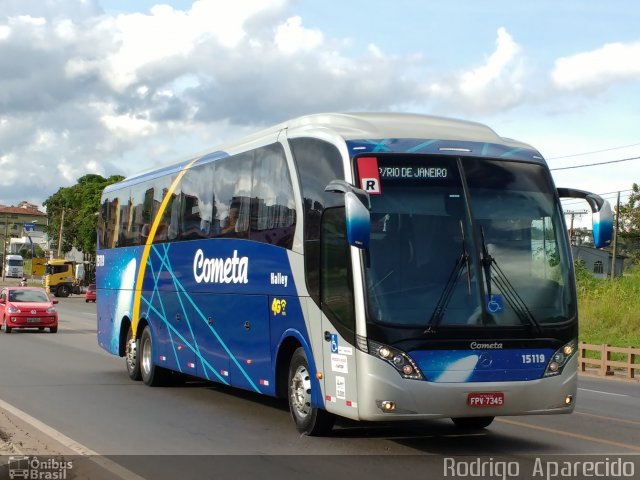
319,207,359,420
320,314,359,420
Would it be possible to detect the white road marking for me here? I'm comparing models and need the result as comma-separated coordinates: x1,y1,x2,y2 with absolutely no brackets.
578,387,629,397
0,397,144,480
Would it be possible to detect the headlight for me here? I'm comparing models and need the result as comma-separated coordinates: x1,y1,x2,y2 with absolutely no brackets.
46,307,56,313
368,340,424,380
7,307,21,314
544,339,578,377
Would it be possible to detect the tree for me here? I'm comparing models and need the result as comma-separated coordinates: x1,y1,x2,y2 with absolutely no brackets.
615,183,640,265
43,174,124,256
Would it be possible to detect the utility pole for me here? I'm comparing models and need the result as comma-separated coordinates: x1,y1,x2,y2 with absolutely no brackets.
57,207,65,259
2,213,7,281
610,191,621,280
565,210,589,245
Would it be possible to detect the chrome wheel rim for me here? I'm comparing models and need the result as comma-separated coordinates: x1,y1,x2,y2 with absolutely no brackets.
290,364,312,418
141,337,152,377
126,338,137,372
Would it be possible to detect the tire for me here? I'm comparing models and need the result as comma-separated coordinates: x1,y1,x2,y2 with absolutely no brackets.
125,325,142,381
139,326,169,386
287,347,334,436
49,327,58,333
451,416,495,429
57,285,70,298
3,318,10,334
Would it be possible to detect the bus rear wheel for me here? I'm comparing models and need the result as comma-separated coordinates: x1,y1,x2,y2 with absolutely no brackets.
125,326,142,381
287,347,334,436
139,326,169,386
451,416,494,429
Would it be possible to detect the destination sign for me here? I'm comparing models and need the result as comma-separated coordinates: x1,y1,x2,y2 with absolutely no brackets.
378,166,448,179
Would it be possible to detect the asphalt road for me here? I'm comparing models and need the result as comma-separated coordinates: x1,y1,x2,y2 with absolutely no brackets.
0,296,638,478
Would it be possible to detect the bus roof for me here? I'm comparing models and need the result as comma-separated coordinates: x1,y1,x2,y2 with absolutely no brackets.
104,112,538,194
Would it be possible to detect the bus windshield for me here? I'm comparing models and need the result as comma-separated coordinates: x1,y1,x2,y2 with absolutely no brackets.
363,155,574,329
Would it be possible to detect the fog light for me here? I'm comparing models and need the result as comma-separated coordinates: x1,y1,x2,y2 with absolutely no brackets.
565,395,573,406
381,401,395,411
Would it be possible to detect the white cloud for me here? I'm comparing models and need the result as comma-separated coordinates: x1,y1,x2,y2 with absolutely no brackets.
4,2,636,210
459,27,522,96
0,24,11,40
552,41,640,92
425,27,526,113
274,16,323,54
96,0,290,91
101,111,157,137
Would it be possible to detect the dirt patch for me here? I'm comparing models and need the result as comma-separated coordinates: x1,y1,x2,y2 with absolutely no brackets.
0,408,71,455
0,408,120,479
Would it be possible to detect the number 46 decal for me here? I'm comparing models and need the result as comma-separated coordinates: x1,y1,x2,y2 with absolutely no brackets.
271,298,287,316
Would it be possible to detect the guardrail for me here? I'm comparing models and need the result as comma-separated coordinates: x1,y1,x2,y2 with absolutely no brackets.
579,342,640,380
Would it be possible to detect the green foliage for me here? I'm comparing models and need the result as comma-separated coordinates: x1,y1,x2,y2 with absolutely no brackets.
18,245,44,259
577,263,640,348
43,174,124,256
616,183,640,265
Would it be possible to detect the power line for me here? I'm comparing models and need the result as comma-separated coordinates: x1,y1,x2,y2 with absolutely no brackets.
547,142,640,160
550,155,640,171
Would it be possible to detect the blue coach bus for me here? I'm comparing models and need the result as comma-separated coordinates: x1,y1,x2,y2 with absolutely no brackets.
97,113,613,435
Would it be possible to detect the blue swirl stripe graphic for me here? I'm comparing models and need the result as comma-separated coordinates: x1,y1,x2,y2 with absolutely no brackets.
140,243,261,392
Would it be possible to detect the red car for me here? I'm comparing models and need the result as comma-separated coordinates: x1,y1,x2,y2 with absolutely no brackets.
85,283,96,303
0,286,59,333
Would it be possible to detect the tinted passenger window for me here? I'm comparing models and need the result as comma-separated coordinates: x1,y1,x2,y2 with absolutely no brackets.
178,163,214,240
251,144,296,249
99,143,298,250
214,152,252,239
289,138,345,302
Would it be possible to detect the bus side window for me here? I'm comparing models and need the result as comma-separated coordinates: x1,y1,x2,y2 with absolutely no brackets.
213,152,252,239
320,207,355,336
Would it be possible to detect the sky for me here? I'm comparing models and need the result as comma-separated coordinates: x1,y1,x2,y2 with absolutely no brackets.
1,0,639,222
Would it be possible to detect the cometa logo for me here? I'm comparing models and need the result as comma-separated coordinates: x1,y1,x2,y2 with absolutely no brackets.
193,249,249,284
470,341,503,350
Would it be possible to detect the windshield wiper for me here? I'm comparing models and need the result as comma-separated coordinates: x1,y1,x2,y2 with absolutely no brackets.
479,228,542,334
425,220,471,333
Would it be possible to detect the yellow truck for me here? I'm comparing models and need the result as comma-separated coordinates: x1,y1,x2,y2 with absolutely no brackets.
43,259,81,297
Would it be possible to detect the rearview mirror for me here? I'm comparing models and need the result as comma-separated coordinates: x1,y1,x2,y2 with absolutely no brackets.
557,188,613,248
325,180,371,249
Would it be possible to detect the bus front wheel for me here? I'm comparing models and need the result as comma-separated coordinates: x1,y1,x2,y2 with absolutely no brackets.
451,416,494,429
287,347,334,436
139,326,169,386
